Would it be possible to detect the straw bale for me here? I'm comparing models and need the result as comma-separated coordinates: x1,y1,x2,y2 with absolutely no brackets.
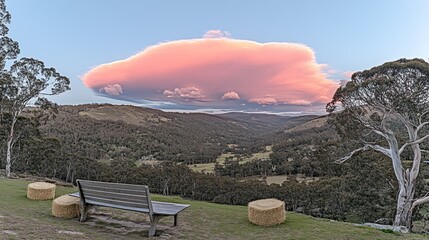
248,198,285,226
27,182,56,200
52,195,80,218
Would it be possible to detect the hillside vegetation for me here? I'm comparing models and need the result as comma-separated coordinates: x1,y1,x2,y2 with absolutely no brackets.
218,112,317,133
1,178,426,240
40,104,313,166
4,104,429,233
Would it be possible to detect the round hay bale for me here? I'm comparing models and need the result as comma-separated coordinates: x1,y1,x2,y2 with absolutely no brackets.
52,195,80,218
248,198,285,227
27,182,56,200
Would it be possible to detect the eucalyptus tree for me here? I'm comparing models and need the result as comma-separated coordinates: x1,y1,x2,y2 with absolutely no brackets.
0,0,70,177
327,58,429,232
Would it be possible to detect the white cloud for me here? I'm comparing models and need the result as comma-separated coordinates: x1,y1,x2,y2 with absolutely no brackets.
249,97,278,105
203,30,231,39
99,84,123,96
221,91,240,100
288,100,312,106
163,87,205,100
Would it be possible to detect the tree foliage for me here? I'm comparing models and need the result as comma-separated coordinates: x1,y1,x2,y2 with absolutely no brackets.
0,0,70,177
327,58,429,232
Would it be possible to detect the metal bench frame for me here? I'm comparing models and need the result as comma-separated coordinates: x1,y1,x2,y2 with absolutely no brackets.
73,179,190,237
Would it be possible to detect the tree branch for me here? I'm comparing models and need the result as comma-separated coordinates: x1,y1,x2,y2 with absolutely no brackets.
337,144,391,163
412,194,429,210
398,144,407,155
373,129,388,139
412,134,429,145
392,112,415,140
337,147,367,163
416,121,429,134
399,134,429,154
419,111,429,126
357,115,389,139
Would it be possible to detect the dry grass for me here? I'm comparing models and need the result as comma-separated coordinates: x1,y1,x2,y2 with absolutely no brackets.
248,175,320,185
79,105,170,126
189,147,273,173
264,175,289,185
285,117,327,133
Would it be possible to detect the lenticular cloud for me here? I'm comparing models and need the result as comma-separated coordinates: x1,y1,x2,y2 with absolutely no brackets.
82,35,338,111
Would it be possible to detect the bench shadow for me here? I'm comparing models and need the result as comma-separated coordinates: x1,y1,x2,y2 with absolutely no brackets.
80,207,178,238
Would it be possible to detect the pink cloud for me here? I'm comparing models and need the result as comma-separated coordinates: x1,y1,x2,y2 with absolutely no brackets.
99,84,123,96
82,37,339,111
249,97,278,105
163,87,205,100
288,100,312,106
221,91,240,100
343,71,354,79
203,30,231,39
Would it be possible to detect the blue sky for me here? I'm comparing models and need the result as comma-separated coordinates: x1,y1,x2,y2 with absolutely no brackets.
6,0,429,114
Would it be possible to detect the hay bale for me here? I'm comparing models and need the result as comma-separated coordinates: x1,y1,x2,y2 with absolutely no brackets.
27,182,56,200
52,195,80,218
248,198,285,227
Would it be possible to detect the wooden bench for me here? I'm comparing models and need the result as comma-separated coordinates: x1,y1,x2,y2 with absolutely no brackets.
70,179,190,237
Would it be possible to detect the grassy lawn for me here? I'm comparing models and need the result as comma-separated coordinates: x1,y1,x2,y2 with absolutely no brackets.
0,177,428,239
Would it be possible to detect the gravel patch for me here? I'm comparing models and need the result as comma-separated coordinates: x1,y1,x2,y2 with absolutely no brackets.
3,230,17,235
57,230,85,236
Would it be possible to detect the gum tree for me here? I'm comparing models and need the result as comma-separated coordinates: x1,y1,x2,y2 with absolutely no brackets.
327,58,429,232
0,0,70,177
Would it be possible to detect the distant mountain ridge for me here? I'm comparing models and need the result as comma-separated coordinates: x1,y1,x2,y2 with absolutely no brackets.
218,112,320,133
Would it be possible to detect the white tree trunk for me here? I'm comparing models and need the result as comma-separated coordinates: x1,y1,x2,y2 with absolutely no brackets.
5,139,12,178
387,118,423,232
5,137,12,178
393,185,414,231
5,113,17,178
388,138,416,232
365,123,424,232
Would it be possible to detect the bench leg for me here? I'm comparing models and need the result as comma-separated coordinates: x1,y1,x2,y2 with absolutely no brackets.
80,203,90,222
148,215,163,237
174,214,178,226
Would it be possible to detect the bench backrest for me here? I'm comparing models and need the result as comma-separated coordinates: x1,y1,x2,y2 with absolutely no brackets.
76,179,154,219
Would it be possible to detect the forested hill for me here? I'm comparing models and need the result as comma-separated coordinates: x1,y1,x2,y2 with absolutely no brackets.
217,112,318,133
40,104,317,165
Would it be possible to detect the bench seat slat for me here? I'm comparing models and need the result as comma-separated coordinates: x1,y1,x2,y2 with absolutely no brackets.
82,188,148,203
85,199,151,213
152,202,189,215
81,185,145,195
70,192,189,215
79,180,147,192
84,196,150,209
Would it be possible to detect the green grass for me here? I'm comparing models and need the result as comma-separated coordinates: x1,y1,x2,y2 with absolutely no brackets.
0,177,428,239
